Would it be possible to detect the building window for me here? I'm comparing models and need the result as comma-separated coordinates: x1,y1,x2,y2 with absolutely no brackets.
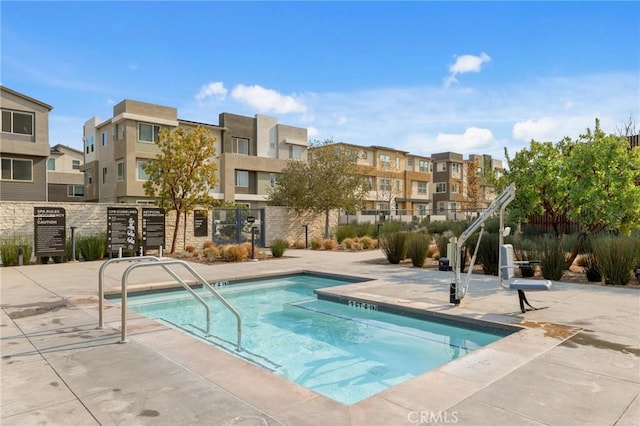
395,179,401,191
102,132,108,146
438,202,445,213
417,204,427,216
232,137,250,155
118,123,126,139
417,181,427,194
361,151,368,160
438,162,447,172
269,173,276,188
407,158,413,168
289,145,303,160
117,161,125,181
137,160,149,180
138,123,161,143
379,178,392,192
72,160,80,170
379,154,391,169
1,110,34,135
451,202,457,213
86,170,92,185
451,183,459,193
379,202,390,215
419,160,431,172
451,163,460,173
1,158,32,181
67,185,85,197
436,182,447,193
102,167,107,184
235,170,249,187
395,157,400,169
47,158,56,171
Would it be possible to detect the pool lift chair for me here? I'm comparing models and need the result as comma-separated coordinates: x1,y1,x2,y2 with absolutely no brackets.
447,183,552,313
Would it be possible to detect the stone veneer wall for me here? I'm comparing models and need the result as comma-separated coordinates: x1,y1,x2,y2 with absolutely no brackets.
0,202,338,253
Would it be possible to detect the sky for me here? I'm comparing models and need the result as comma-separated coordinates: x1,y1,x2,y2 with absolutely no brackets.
2,1,639,162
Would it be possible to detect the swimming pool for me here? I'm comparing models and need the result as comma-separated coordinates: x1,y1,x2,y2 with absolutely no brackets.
114,273,511,405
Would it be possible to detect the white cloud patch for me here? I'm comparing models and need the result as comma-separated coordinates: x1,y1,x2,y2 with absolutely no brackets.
444,52,491,88
436,127,496,152
512,117,562,142
307,126,319,139
231,84,307,114
195,82,228,101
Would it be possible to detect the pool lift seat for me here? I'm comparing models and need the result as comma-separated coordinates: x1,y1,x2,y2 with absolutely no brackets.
500,244,551,313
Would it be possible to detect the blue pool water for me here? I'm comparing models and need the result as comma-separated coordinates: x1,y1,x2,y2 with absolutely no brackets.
115,273,508,405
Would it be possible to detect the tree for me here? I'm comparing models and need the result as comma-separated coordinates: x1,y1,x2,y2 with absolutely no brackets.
268,139,369,238
142,126,219,253
463,158,482,218
499,119,640,267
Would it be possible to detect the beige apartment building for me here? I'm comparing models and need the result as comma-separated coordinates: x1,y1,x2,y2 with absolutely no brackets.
47,144,86,202
0,86,53,201
82,100,308,207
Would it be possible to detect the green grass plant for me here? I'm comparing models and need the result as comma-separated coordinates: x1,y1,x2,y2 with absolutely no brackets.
592,236,639,285
380,232,408,264
0,235,33,266
270,239,288,258
406,233,430,267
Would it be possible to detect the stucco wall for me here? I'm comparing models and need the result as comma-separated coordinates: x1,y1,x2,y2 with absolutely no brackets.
0,202,338,253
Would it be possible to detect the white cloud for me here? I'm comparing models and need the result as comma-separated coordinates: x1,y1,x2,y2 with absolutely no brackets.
107,98,115,105
195,82,228,101
307,126,319,139
231,84,307,114
512,117,560,142
436,127,496,152
444,52,491,88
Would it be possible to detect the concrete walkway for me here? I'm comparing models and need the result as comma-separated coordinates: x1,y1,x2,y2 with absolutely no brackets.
1,249,639,425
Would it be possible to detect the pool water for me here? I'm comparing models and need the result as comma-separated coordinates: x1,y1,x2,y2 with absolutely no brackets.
116,274,508,405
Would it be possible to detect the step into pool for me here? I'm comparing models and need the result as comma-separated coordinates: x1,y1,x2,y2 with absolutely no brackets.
112,273,512,405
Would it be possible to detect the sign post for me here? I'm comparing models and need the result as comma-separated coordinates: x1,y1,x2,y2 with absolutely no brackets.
142,208,165,251
107,207,138,256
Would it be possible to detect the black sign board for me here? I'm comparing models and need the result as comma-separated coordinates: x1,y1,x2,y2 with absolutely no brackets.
142,208,165,250
34,207,66,257
194,210,208,237
246,216,256,223
107,207,138,252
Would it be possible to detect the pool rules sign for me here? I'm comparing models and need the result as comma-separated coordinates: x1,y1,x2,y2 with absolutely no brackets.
142,208,165,250
107,207,138,254
34,207,66,258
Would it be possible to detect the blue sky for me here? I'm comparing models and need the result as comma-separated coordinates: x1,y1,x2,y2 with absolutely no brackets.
2,1,638,161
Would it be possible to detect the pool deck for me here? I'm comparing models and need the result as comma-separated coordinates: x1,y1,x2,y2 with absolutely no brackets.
1,249,639,425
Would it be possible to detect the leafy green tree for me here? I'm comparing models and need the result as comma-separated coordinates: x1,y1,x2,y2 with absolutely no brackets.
499,119,640,267
268,139,369,238
142,126,219,253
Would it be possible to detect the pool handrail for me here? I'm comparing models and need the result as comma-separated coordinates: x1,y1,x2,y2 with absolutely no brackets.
118,259,242,351
98,256,162,329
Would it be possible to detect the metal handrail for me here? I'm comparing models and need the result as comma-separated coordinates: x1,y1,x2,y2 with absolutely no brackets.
118,259,242,351
202,281,242,351
98,256,162,329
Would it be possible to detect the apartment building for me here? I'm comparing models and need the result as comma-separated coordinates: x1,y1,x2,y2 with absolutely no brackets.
82,100,308,207
0,86,53,201
432,152,502,219
47,144,85,202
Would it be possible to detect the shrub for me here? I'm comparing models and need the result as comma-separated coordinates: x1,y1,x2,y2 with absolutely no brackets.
270,239,288,258
427,244,438,259
202,241,216,250
323,239,338,250
341,238,354,250
185,244,197,254
593,236,639,285
221,244,248,262
406,233,430,267
77,234,106,261
581,253,602,282
293,239,306,249
380,232,408,264
536,238,567,281
435,231,454,260
360,236,374,249
469,233,501,276
0,235,33,266
335,225,357,243
310,237,323,250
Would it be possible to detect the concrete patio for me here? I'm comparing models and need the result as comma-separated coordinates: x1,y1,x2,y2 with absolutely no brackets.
1,249,639,425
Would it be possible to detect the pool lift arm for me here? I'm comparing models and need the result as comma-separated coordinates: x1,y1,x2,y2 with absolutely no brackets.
449,183,516,305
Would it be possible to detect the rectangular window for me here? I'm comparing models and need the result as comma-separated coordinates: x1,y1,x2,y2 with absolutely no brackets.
407,158,414,168
417,181,427,194
102,167,107,184
438,202,445,213
419,160,430,172
380,178,391,192
379,202,390,214
1,110,34,135
117,123,126,140
235,170,249,187
289,145,303,160
417,204,427,215
117,161,125,181
365,176,374,190
451,183,459,193
137,160,149,180
86,170,92,185
1,158,32,181
395,179,401,191
72,160,80,170
232,137,250,155
269,173,276,188
451,163,460,173
451,202,457,213
138,123,161,143
47,158,56,171
379,154,391,169
395,157,400,169
438,162,447,172
361,151,368,160
67,185,85,197
436,182,447,193
102,132,107,146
